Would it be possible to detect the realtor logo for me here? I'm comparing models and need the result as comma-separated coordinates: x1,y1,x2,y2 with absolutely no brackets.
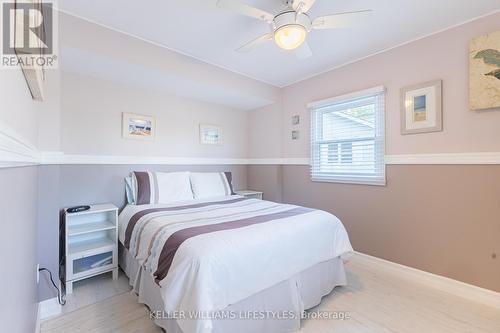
1,0,57,68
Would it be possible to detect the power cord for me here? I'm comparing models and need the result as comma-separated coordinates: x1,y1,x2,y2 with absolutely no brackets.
39,267,66,305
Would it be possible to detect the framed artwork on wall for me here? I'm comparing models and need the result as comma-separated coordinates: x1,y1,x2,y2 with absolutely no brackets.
199,124,221,145
400,80,442,135
469,30,500,111
122,113,156,140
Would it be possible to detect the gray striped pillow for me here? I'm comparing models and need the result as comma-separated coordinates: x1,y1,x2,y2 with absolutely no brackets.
224,172,235,195
131,171,155,205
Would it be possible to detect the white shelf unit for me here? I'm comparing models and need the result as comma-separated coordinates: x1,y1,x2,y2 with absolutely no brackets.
64,204,118,294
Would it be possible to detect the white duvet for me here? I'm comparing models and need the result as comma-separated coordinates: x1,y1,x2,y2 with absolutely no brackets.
119,196,352,333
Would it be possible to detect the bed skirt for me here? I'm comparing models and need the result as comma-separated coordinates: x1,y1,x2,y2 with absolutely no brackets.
119,243,347,333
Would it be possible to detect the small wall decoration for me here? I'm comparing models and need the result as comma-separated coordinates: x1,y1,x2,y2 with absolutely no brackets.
401,80,442,135
292,130,300,140
122,113,156,140
200,124,221,145
469,30,500,110
292,115,300,125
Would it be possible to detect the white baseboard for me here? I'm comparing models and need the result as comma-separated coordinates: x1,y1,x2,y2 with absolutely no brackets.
38,297,62,321
353,251,500,309
34,303,41,333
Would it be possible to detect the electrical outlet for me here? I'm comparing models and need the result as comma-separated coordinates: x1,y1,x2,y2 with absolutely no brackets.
36,264,40,284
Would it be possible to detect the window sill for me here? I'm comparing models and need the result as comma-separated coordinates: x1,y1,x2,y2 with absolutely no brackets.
311,177,386,186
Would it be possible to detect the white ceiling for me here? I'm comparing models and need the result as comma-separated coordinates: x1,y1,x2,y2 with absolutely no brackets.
59,0,500,87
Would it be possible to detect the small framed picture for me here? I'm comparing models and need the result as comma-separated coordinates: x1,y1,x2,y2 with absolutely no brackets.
292,115,300,125
200,124,221,145
122,113,156,140
401,80,442,135
292,130,300,140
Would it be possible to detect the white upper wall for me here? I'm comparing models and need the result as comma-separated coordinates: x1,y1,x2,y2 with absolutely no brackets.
52,13,281,159
61,72,248,158
0,65,60,152
0,70,40,145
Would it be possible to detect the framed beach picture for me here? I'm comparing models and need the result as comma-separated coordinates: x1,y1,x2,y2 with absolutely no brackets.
122,113,156,140
199,124,221,145
401,80,442,135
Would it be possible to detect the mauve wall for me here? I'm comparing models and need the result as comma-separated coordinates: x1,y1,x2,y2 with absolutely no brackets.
275,164,499,292
0,167,38,333
247,165,283,203
37,164,247,301
247,13,500,292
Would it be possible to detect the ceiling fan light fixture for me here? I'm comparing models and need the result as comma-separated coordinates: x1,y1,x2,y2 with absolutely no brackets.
274,24,307,50
218,0,372,58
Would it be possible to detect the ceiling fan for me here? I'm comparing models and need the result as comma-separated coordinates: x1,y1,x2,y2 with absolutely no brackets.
216,0,372,59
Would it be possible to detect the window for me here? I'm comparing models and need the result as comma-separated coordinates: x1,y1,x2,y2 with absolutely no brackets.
309,86,386,185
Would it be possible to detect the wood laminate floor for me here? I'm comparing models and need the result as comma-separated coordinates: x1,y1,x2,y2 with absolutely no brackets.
41,255,500,333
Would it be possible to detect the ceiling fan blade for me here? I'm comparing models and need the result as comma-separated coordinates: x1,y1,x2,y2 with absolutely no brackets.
236,33,273,53
295,42,313,59
217,0,274,22
312,10,372,29
292,0,316,13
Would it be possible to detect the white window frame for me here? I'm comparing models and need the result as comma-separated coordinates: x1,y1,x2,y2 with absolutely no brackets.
309,86,386,186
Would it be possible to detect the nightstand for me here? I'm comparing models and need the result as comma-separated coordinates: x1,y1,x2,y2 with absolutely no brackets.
235,190,263,200
63,204,118,294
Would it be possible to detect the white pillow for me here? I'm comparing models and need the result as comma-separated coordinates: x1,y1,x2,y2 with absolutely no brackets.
131,171,193,205
190,172,234,199
155,172,193,204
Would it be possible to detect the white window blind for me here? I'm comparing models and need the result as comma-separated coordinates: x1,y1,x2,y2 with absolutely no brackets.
310,86,386,185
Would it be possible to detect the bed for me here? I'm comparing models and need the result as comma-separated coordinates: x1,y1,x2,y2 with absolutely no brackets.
118,172,353,333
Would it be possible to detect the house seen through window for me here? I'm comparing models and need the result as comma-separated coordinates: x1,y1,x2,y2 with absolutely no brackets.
310,87,386,185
